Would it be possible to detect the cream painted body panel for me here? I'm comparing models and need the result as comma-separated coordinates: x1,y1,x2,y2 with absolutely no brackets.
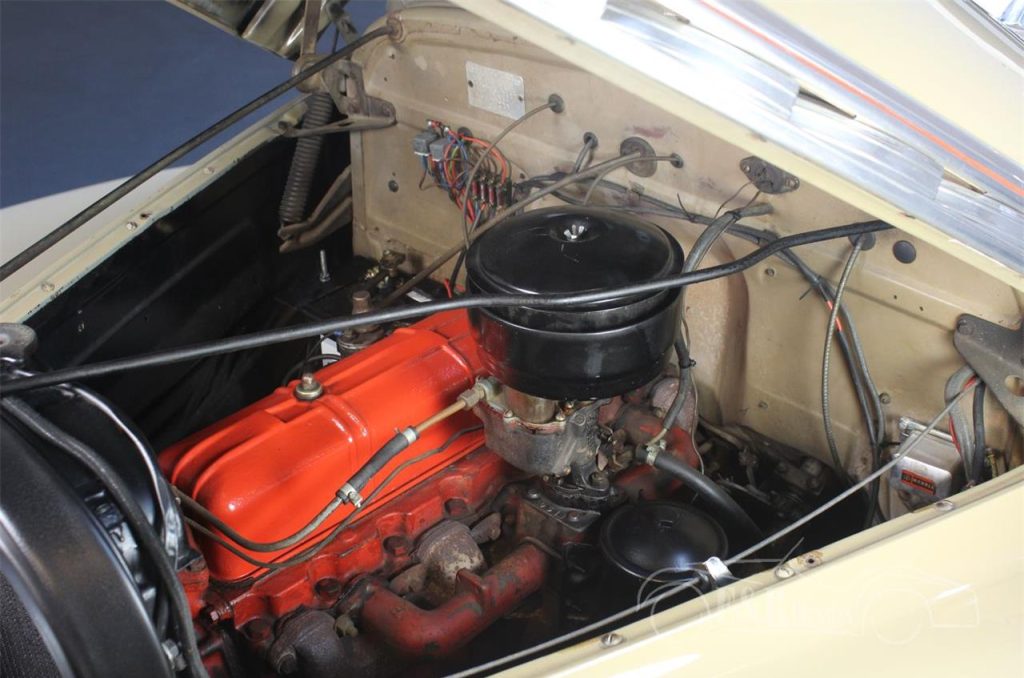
444,0,1023,289
762,0,1024,166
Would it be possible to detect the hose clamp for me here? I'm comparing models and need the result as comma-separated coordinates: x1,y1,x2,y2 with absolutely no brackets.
338,483,364,508
400,427,419,445
640,440,665,466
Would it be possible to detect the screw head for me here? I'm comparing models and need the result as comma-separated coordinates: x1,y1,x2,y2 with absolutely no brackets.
600,632,624,648
956,319,974,336
879,392,892,405
503,409,515,419
566,511,582,523
934,499,955,512
775,565,795,579
525,488,541,500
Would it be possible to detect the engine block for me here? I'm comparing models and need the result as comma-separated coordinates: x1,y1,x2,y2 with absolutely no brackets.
160,311,485,581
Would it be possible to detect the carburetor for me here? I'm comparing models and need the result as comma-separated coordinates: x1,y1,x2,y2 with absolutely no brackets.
463,207,686,486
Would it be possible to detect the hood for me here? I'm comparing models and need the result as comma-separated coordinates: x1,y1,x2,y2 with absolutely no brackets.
168,0,343,58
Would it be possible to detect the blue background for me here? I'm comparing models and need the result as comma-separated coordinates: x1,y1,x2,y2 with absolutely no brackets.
0,0,386,207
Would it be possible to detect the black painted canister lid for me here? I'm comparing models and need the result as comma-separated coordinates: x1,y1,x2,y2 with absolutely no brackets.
466,206,682,310
600,501,728,582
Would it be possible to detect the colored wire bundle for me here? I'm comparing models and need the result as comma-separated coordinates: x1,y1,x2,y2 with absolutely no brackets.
420,121,513,226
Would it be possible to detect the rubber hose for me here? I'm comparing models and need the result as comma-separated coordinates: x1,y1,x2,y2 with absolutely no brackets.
650,451,761,542
972,382,987,483
944,365,977,475
660,337,691,431
279,92,335,226
347,430,414,493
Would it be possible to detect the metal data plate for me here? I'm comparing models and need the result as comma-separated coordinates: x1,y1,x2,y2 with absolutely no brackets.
466,62,526,119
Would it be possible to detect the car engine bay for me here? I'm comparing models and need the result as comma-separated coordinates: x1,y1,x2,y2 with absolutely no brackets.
1,6,1021,678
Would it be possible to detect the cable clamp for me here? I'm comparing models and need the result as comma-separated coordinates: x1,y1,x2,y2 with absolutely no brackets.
694,556,737,588
338,483,364,508
640,440,665,466
400,427,419,445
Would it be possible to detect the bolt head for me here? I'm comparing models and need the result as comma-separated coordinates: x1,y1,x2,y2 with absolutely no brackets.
294,373,324,401
315,577,342,600
600,632,624,647
383,535,411,557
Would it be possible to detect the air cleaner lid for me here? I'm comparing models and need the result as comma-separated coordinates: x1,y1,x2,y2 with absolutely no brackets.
466,207,682,299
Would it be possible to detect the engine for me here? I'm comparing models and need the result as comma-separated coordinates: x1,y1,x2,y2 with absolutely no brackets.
162,208,837,677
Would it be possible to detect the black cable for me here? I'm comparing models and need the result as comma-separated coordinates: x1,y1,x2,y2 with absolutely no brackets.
382,153,681,306
2,398,208,678
822,237,866,485
972,382,987,484
0,220,892,396
460,97,563,246
649,451,761,542
449,209,483,290
64,382,186,556
659,337,691,433
281,353,341,386
0,26,394,282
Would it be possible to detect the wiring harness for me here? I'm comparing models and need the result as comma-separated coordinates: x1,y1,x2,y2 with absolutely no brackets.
415,120,515,225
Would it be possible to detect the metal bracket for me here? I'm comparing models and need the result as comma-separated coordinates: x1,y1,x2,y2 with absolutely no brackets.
694,556,738,588
953,314,1024,427
740,156,800,194
323,61,396,124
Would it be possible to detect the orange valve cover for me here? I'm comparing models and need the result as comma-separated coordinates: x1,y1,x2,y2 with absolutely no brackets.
160,310,485,581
